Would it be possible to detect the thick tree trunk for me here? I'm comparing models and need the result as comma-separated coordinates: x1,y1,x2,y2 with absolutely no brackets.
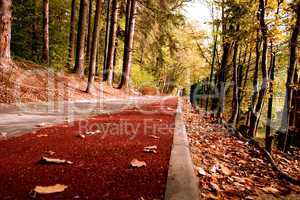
102,0,111,81
249,0,269,137
42,0,49,64
73,0,89,76
118,0,136,89
280,1,300,132
86,0,93,63
266,50,275,152
67,0,77,68
86,0,103,93
107,0,119,86
0,0,12,69
229,37,239,126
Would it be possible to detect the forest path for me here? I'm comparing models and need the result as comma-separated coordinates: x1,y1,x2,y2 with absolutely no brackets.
0,96,168,137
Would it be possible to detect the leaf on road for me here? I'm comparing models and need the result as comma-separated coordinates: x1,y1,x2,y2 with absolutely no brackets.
33,184,68,194
130,159,146,168
37,134,48,137
144,145,158,154
36,123,46,127
77,134,85,139
0,132,7,137
149,135,160,139
38,156,73,165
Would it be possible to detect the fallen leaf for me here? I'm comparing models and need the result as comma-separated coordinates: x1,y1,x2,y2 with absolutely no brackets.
149,135,160,139
221,165,232,176
130,159,146,168
36,123,46,127
210,182,221,192
77,134,85,139
261,186,280,194
33,184,68,194
45,150,55,156
37,134,48,138
38,156,73,165
0,132,7,137
197,167,207,176
144,145,158,154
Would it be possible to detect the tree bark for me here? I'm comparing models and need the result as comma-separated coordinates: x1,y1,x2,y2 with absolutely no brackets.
67,0,77,68
73,0,89,76
118,0,136,89
0,0,12,68
86,0,93,63
246,28,261,126
280,1,300,132
42,0,49,64
86,0,103,93
266,50,275,152
107,0,119,86
102,0,111,81
249,0,269,137
229,34,239,126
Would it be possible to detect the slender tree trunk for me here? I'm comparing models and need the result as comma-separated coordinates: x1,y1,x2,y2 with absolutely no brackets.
86,0,103,93
206,23,218,112
266,50,275,152
280,1,300,132
229,33,239,126
42,0,49,64
0,0,12,69
73,0,89,76
31,0,38,61
107,0,119,86
118,0,136,89
102,0,111,81
246,29,261,126
86,0,93,62
249,0,269,137
67,0,77,68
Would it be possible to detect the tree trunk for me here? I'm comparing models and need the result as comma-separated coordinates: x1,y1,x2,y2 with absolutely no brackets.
118,0,136,89
246,29,261,126
229,35,239,126
102,0,111,81
266,50,275,152
249,0,269,137
42,0,49,64
86,0,103,93
107,0,119,86
67,0,77,68
206,23,218,113
73,0,89,76
0,0,12,69
86,0,93,63
280,1,300,132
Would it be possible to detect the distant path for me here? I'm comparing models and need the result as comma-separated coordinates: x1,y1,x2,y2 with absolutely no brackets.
0,97,178,199
0,96,171,137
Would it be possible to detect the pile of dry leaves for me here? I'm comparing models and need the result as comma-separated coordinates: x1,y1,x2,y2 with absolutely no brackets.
182,99,300,199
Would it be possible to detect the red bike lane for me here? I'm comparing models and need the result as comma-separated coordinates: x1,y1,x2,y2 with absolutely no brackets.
0,97,178,200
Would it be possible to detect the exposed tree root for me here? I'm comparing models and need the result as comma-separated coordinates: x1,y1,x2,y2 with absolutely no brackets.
221,120,300,185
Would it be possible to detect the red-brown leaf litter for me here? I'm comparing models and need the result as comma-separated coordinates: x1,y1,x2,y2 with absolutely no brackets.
0,98,178,200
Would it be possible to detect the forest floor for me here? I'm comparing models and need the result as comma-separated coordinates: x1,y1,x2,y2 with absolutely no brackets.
0,59,132,104
0,98,177,200
183,100,300,199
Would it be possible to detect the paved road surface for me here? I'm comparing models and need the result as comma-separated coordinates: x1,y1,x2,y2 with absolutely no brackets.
0,96,170,137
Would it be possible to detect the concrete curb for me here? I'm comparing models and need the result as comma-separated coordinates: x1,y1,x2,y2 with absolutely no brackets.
164,99,199,200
